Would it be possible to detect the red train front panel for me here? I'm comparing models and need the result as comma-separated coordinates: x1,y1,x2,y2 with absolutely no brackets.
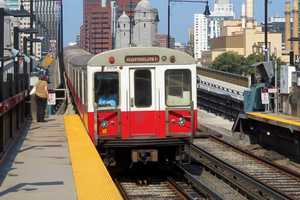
85,65,197,142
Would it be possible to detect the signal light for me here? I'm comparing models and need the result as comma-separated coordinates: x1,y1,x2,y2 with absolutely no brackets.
108,56,115,64
170,56,176,63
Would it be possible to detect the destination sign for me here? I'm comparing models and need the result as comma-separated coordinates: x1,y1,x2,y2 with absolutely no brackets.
125,55,160,63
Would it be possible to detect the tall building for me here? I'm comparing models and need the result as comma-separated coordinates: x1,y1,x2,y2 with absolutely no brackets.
209,0,234,39
34,0,61,54
81,0,112,54
194,14,208,60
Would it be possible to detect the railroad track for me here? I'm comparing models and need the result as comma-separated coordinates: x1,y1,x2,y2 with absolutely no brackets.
191,136,300,200
115,177,205,200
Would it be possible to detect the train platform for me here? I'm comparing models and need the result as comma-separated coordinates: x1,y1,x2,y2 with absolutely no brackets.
0,115,122,200
247,112,300,132
0,116,76,200
197,109,254,145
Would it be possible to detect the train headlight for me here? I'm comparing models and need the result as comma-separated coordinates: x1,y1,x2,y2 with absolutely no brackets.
101,120,108,128
178,117,186,127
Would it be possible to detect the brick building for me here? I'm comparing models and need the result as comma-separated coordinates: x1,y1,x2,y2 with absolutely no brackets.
155,34,175,49
80,0,112,54
117,0,140,17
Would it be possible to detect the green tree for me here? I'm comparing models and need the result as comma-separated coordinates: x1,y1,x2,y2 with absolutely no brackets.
209,52,282,76
244,53,264,75
210,52,247,75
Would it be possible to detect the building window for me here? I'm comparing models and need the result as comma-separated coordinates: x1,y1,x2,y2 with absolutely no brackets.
144,23,146,28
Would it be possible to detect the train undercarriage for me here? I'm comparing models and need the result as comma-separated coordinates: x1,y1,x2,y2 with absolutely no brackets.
97,138,191,167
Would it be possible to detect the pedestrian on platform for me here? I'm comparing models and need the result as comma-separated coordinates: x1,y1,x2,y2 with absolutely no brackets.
35,75,49,122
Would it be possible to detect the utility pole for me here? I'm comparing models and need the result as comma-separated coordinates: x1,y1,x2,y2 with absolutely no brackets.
30,0,34,72
0,5,4,102
167,0,171,48
13,27,19,92
129,0,133,46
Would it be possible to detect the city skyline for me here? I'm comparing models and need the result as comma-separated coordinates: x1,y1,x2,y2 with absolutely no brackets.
64,0,285,46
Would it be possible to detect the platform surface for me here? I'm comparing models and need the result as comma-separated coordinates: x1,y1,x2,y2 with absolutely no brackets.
0,116,76,200
247,112,300,131
64,115,123,200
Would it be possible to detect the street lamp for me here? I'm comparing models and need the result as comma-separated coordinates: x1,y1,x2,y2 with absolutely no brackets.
264,0,269,62
167,0,210,48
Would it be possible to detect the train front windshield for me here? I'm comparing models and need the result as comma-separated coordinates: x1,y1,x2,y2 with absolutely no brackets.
165,69,191,106
94,72,119,107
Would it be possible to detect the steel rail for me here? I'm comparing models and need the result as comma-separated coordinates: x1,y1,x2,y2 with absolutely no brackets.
175,164,224,200
114,178,130,200
191,136,300,200
114,177,191,200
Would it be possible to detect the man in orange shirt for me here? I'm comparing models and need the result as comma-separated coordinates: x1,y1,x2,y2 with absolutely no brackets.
35,75,49,122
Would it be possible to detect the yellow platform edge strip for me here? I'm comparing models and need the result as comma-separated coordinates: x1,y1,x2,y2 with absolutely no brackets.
247,112,300,127
64,115,123,200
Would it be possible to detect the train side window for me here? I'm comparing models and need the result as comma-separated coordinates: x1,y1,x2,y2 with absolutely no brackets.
165,69,191,106
79,71,82,102
94,72,119,107
134,69,152,107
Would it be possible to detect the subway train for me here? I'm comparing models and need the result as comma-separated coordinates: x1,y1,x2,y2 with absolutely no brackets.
64,46,197,165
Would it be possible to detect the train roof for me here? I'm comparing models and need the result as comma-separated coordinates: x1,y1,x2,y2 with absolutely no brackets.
88,47,196,67
64,46,196,67
64,46,93,67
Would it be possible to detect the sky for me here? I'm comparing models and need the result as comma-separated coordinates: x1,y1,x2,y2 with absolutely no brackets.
63,0,285,46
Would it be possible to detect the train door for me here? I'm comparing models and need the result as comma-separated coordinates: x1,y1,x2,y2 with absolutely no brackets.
129,68,157,137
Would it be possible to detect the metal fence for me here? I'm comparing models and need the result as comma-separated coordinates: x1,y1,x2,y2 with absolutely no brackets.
197,88,244,121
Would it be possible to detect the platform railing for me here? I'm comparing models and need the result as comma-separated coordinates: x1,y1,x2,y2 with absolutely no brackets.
0,57,30,157
46,88,68,115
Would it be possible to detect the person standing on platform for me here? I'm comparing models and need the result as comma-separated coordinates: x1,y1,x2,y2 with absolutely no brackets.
35,75,49,122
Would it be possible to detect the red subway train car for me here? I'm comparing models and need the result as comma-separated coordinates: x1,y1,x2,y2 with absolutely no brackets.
64,46,197,165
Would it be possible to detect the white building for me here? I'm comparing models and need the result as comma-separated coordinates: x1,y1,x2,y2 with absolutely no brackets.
133,0,159,47
194,14,208,60
211,0,234,17
209,0,234,39
115,11,130,48
115,0,159,48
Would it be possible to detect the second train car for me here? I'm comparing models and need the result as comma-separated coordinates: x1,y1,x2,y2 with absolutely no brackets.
64,46,197,165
